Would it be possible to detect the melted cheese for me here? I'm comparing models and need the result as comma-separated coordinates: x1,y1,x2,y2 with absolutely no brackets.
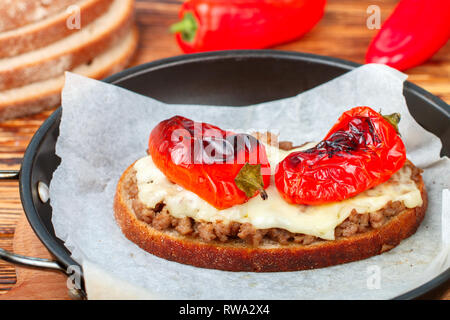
134,144,422,240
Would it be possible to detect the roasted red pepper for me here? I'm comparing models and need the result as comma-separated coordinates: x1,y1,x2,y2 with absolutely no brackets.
275,107,406,205
170,0,326,54
148,116,271,209
366,0,450,71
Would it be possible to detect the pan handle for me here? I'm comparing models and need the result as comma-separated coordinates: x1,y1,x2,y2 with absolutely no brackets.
0,169,86,299
0,170,20,180
0,169,64,270
0,248,85,299
0,248,65,272
0,169,64,271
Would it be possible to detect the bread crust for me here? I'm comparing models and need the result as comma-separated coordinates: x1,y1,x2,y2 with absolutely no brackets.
0,0,114,59
114,161,428,272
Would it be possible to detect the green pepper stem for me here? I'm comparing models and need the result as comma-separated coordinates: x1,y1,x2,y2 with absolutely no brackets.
382,112,401,134
235,163,268,201
170,12,198,42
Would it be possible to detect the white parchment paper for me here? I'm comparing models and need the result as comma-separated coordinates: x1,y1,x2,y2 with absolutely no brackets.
50,64,449,299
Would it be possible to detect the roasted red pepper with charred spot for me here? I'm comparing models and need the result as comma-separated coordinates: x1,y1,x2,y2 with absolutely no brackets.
148,116,271,209
170,0,326,54
275,107,406,205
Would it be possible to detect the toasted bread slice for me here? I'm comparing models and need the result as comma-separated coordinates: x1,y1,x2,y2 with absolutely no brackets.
114,159,427,272
0,0,133,91
0,0,113,59
0,26,138,121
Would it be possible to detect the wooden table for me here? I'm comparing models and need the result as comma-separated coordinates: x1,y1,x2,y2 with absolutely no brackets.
0,0,448,299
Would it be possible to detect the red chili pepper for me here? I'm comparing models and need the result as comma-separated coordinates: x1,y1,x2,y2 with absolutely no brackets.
170,0,326,54
366,0,450,71
148,116,271,209
275,107,406,205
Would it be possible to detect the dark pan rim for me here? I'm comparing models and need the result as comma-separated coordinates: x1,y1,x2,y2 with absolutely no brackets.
19,49,449,299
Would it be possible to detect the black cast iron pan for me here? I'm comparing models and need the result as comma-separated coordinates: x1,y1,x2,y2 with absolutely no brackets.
0,50,449,299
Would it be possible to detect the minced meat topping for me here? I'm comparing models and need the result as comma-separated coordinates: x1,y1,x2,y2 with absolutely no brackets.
124,162,422,247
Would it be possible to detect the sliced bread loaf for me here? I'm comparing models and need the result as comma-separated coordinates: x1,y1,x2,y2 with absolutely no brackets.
0,0,75,33
0,26,138,121
0,0,113,59
0,0,134,91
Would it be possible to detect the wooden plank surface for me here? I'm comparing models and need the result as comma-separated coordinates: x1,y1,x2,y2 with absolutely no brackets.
1,214,70,300
0,0,448,299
